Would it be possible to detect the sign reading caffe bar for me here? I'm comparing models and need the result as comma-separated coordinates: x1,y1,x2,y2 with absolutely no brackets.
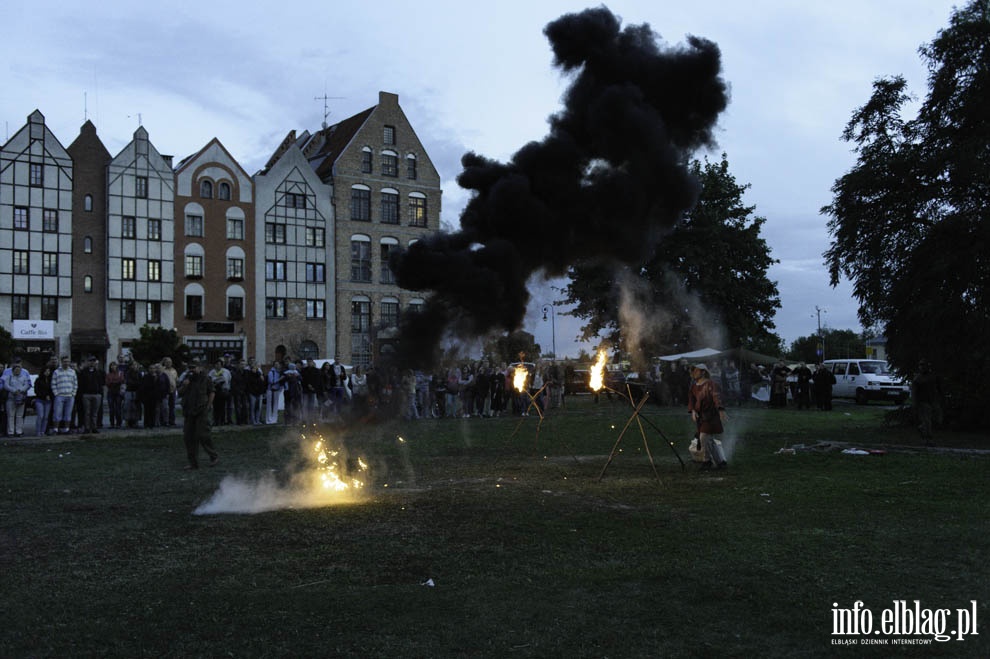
12,320,56,340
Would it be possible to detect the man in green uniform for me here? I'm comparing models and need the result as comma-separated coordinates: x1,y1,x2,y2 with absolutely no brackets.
177,359,218,470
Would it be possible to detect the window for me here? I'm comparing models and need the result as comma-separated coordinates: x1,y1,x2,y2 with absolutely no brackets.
382,153,398,177
381,191,399,224
185,255,203,278
122,216,136,239
13,207,28,230
185,214,204,237
43,209,58,233
122,258,136,280
305,227,325,247
381,300,399,328
265,297,286,319
84,194,93,212
185,295,203,319
351,187,371,221
227,296,244,320
12,295,29,320
351,299,371,333
148,260,161,282
361,147,373,174
408,299,425,315
407,154,417,180
226,257,244,280
265,222,286,244
200,180,213,198
30,162,43,187
305,262,325,282
380,242,397,284
13,251,29,275
409,195,427,227
146,301,161,324
84,236,93,253
306,299,325,319
383,125,395,145
226,218,244,240
136,176,148,198
286,193,307,209
218,182,231,200
148,218,162,241
265,260,287,281
42,252,58,276
350,238,371,282
121,300,136,323
41,296,59,321
84,275,93,293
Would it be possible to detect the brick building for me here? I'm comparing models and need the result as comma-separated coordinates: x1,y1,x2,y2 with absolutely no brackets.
299,91,441,367
174,139,255,364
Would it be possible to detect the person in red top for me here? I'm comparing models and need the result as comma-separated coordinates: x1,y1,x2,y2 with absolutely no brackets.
687,363,728,470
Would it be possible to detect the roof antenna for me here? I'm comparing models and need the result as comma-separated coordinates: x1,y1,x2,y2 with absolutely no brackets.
314,86,345,129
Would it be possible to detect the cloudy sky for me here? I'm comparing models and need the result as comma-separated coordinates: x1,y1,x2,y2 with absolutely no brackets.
3,0,959,358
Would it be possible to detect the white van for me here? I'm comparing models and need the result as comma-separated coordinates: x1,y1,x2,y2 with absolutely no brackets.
823,359,909,405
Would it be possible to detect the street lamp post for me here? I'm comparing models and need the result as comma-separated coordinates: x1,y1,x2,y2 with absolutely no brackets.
814,306,827,361
541,304,556,360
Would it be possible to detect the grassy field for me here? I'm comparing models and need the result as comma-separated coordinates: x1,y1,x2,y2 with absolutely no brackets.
1,396,988,658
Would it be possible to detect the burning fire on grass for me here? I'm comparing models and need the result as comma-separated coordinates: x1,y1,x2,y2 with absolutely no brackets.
513,364,530,393
589,349,608,393
194,428,368,515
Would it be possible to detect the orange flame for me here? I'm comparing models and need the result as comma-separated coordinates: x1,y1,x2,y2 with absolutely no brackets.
513,364,529,392
312,437,367,492
589,349,608,392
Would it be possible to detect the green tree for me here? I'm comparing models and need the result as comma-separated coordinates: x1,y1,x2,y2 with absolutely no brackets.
563,153,782,364
0,325,16,363
786,329,869,363
128,325,190,367
822,0,990,426
487,330,541,366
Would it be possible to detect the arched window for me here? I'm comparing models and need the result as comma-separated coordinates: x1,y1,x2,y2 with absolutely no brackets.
218,182,231,200
200,180,213,199
84,194,93,212
84,236,93,254
380,237,398,284
361,146,373,174
350,234,371,282
298,340,319,360
406,154,417,180
83,275,93,293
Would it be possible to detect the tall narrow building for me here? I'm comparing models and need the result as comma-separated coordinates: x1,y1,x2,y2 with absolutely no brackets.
0,110,73,366
105,127,175,359
174,139,254,364
67,120,112,362
296,91,442,367
254,137,333,365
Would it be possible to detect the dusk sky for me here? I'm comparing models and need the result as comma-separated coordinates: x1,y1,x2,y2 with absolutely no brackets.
2,0,960,358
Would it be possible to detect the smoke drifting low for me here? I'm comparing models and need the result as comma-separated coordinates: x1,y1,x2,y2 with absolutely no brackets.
391,7,728,367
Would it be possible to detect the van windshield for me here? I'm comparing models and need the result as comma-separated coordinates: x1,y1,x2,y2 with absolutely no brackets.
859,361,891,375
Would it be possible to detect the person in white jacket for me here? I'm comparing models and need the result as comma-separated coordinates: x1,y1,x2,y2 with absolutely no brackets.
2,362,33,437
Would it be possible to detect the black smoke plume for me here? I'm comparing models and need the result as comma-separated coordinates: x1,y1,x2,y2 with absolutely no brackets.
390,6,729,368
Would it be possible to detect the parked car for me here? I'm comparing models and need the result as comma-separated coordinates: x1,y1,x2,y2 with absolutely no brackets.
823,359,909,405
565,369,590,395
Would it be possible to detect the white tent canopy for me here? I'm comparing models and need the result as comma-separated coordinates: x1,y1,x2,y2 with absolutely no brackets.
656,347,723,363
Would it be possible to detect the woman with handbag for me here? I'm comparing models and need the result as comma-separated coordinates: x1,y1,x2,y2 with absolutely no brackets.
687,363,728,470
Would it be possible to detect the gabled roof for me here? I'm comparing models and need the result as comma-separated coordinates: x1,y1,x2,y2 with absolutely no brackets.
174,137,250,180
303,106,375,180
